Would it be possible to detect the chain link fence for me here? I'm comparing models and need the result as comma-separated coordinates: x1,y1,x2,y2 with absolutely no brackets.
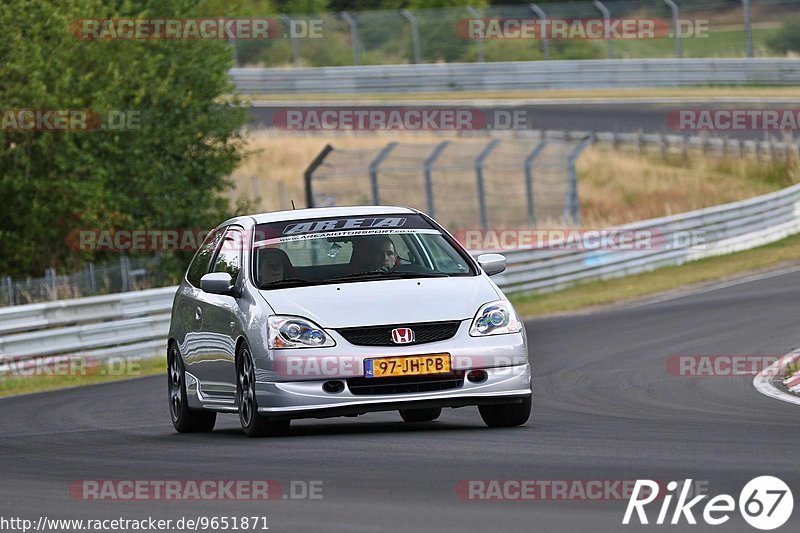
235,0,800,68
304,133,593,231
0,256,172,307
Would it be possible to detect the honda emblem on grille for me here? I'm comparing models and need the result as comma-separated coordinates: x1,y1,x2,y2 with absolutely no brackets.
391,327,415,344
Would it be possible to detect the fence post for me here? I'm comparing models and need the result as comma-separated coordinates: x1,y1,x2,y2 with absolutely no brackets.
524,140,548,227
592,0,614,59
528,4,550,60
45,267,57,301
280,15,302,67
87,262,97,295
120,255,131,292
682,135,689,163
423,141,450,217
566,136,594,224
369,142,398,205
4,276,12,306
742,0,753,58
341,12,362,65
475,139,500,230
663,0,683,58
303,144,334,208
466,7,484,62
401,10,422,64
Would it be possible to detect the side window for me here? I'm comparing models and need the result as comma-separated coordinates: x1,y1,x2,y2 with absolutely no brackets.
186,229,224,287
212,229,242,280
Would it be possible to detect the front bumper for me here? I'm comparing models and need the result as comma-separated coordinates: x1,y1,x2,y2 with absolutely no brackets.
254,362,532,420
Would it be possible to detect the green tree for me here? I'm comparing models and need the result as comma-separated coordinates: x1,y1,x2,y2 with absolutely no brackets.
0,0,248,278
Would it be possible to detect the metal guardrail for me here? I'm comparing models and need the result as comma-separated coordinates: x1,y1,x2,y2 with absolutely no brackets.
231,59,800,94
2,181,800,366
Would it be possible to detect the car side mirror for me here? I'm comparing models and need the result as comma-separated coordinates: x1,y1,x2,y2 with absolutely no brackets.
477,253,507,277
200,272,237,296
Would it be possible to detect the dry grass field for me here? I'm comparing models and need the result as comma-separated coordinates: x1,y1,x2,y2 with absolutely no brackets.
232,130,797,227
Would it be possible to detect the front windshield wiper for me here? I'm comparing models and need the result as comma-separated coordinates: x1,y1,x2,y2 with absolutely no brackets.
330,271,449,282
259,277,319,289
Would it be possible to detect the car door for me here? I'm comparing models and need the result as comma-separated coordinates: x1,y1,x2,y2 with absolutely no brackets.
176,228,225,388
197,226,245,400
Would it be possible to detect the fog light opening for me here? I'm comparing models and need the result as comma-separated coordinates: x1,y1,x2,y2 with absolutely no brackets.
322,380,345,393
467,370,488,383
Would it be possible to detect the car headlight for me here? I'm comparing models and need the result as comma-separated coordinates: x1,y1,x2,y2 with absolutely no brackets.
469,300,522,336
268,316,335,349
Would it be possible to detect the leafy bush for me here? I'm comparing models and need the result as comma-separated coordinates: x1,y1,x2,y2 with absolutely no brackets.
0,0,248,279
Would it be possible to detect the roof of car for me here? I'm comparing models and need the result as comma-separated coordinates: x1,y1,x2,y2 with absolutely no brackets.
247,205,418,224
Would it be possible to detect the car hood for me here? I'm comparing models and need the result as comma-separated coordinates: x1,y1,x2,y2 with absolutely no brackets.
259,276,500,328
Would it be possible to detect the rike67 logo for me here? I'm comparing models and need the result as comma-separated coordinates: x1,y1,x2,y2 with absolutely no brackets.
623,476,793,530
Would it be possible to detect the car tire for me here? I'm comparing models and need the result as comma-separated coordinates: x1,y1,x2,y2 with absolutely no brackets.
168,343,217,433
478,394,531,428
237,343,290,438
399,407,442,422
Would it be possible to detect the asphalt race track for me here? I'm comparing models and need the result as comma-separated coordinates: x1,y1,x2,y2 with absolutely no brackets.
247,101,800,141
2,268,799,532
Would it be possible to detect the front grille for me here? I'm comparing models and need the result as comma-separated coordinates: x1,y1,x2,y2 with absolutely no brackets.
337,321,461,346
346,373,464,395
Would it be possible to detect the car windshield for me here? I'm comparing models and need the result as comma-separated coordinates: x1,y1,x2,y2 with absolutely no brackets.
252,214,475,289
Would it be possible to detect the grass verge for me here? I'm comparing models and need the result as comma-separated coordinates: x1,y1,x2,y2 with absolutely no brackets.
0,356,166,398
510,232,800,318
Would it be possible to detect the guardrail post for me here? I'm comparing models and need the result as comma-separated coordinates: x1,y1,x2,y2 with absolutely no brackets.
528,4,550,60
401,10,422,64
369,142,398,205
566,136,593,224
423,141,450,217
742,0,753,58
466,7,485,62
341,12,362,65
637,131,645,154
663,0,683,58
661,134,668,159
592,0,614,59
303,144,334,208
4,276,13,306
524,140,548,227
475,139,500,230
279,15,302,67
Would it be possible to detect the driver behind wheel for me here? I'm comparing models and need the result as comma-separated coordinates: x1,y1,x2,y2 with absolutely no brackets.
365,236,397,272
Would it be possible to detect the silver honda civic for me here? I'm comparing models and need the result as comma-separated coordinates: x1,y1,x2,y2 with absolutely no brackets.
167,206,531,437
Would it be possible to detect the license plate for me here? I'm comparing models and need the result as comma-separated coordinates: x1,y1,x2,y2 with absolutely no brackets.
364,354,451,378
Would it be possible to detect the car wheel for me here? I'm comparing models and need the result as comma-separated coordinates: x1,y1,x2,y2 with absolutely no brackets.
237,343,290,438
478,394,531,428
399,407,442,422
168,344,216,433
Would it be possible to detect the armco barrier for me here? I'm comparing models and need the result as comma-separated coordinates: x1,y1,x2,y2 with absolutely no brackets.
2,181,800,367
230,58,800,94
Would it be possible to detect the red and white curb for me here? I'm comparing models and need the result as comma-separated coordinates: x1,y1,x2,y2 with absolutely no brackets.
753,349,800,406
